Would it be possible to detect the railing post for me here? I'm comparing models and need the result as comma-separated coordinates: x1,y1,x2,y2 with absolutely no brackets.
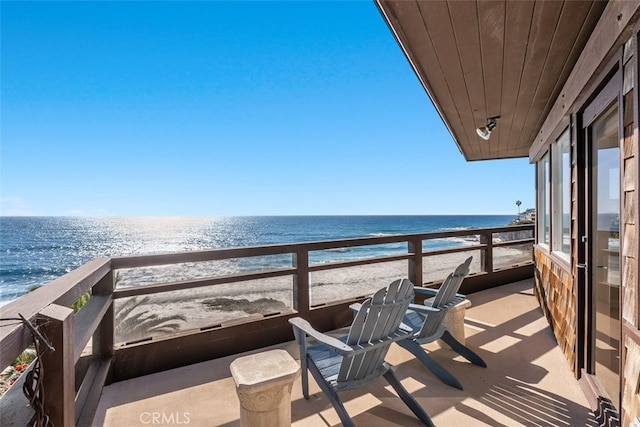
39,304,75,427
408,237,423,286
92,269,114,359
293,250,310,315
480,231,494,274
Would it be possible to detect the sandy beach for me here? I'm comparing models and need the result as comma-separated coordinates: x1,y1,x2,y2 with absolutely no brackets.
114,246,532,344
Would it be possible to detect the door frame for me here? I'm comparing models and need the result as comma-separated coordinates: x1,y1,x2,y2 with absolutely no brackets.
577,66,623,410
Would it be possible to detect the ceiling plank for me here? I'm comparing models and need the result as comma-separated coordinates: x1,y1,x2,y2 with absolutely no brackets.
415,0,481,159
448,0,486,158
499,0,535,159
518,1,593,151
522,0,604,150
506,0,564,157
379,0,474,158
477,0,505,158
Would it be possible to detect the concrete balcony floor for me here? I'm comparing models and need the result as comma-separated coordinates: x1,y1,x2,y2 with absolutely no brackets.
94,279,597,426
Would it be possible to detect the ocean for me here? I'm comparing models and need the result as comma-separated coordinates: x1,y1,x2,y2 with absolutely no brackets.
0,215,516,305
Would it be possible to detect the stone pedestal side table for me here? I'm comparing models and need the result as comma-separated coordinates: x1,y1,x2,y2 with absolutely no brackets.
229,349,300,427
436,298,472,349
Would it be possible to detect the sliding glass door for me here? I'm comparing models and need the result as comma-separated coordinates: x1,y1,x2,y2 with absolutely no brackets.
585,101,620,409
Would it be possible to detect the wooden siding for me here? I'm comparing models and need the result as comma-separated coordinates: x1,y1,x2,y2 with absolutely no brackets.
622,33,640,423
534,250,576,371
623,327,640,426
622,89,637,327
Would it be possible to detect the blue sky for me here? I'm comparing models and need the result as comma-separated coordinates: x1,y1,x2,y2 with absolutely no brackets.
1,1,534,216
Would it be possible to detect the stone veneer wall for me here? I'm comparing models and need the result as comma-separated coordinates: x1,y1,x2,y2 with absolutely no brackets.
533,250,576,371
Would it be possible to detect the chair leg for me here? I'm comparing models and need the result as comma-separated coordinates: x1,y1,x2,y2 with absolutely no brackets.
301,355,309,399
307,361,355,427
397,339,464,390
292,328,311,399
440,330,487,367
383,369,435,427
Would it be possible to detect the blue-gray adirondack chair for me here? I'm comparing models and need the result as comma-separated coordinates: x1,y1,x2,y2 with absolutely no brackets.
397,256,486,390
289,278,434,427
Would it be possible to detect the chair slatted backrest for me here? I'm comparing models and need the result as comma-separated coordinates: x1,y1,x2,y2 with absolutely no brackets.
337,278,413,383
418,256,472,338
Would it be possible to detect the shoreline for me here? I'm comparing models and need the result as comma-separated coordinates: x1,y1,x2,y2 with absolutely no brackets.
1,215,526,305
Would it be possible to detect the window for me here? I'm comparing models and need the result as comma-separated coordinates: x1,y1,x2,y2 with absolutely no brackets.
538,152,550,246
536,127,572,255
552,129,571,256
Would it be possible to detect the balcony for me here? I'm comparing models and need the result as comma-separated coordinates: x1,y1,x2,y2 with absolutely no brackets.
94,278,596,426
0,224,568,426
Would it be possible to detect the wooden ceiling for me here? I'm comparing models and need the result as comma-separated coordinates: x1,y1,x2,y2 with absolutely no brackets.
375,0,607,161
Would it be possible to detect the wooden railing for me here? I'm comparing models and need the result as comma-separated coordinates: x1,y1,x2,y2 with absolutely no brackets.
0,224,533,426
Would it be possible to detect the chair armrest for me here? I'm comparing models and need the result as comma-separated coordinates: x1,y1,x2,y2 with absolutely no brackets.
413,287,437,297
398,322,413,334
289,317,353,355
422,294,467,305
408,303,441,314
349,303,363,312
414,287,467,300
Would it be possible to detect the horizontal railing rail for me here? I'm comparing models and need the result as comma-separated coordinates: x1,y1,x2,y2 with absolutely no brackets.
112,267,298,299
0,223,534,427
